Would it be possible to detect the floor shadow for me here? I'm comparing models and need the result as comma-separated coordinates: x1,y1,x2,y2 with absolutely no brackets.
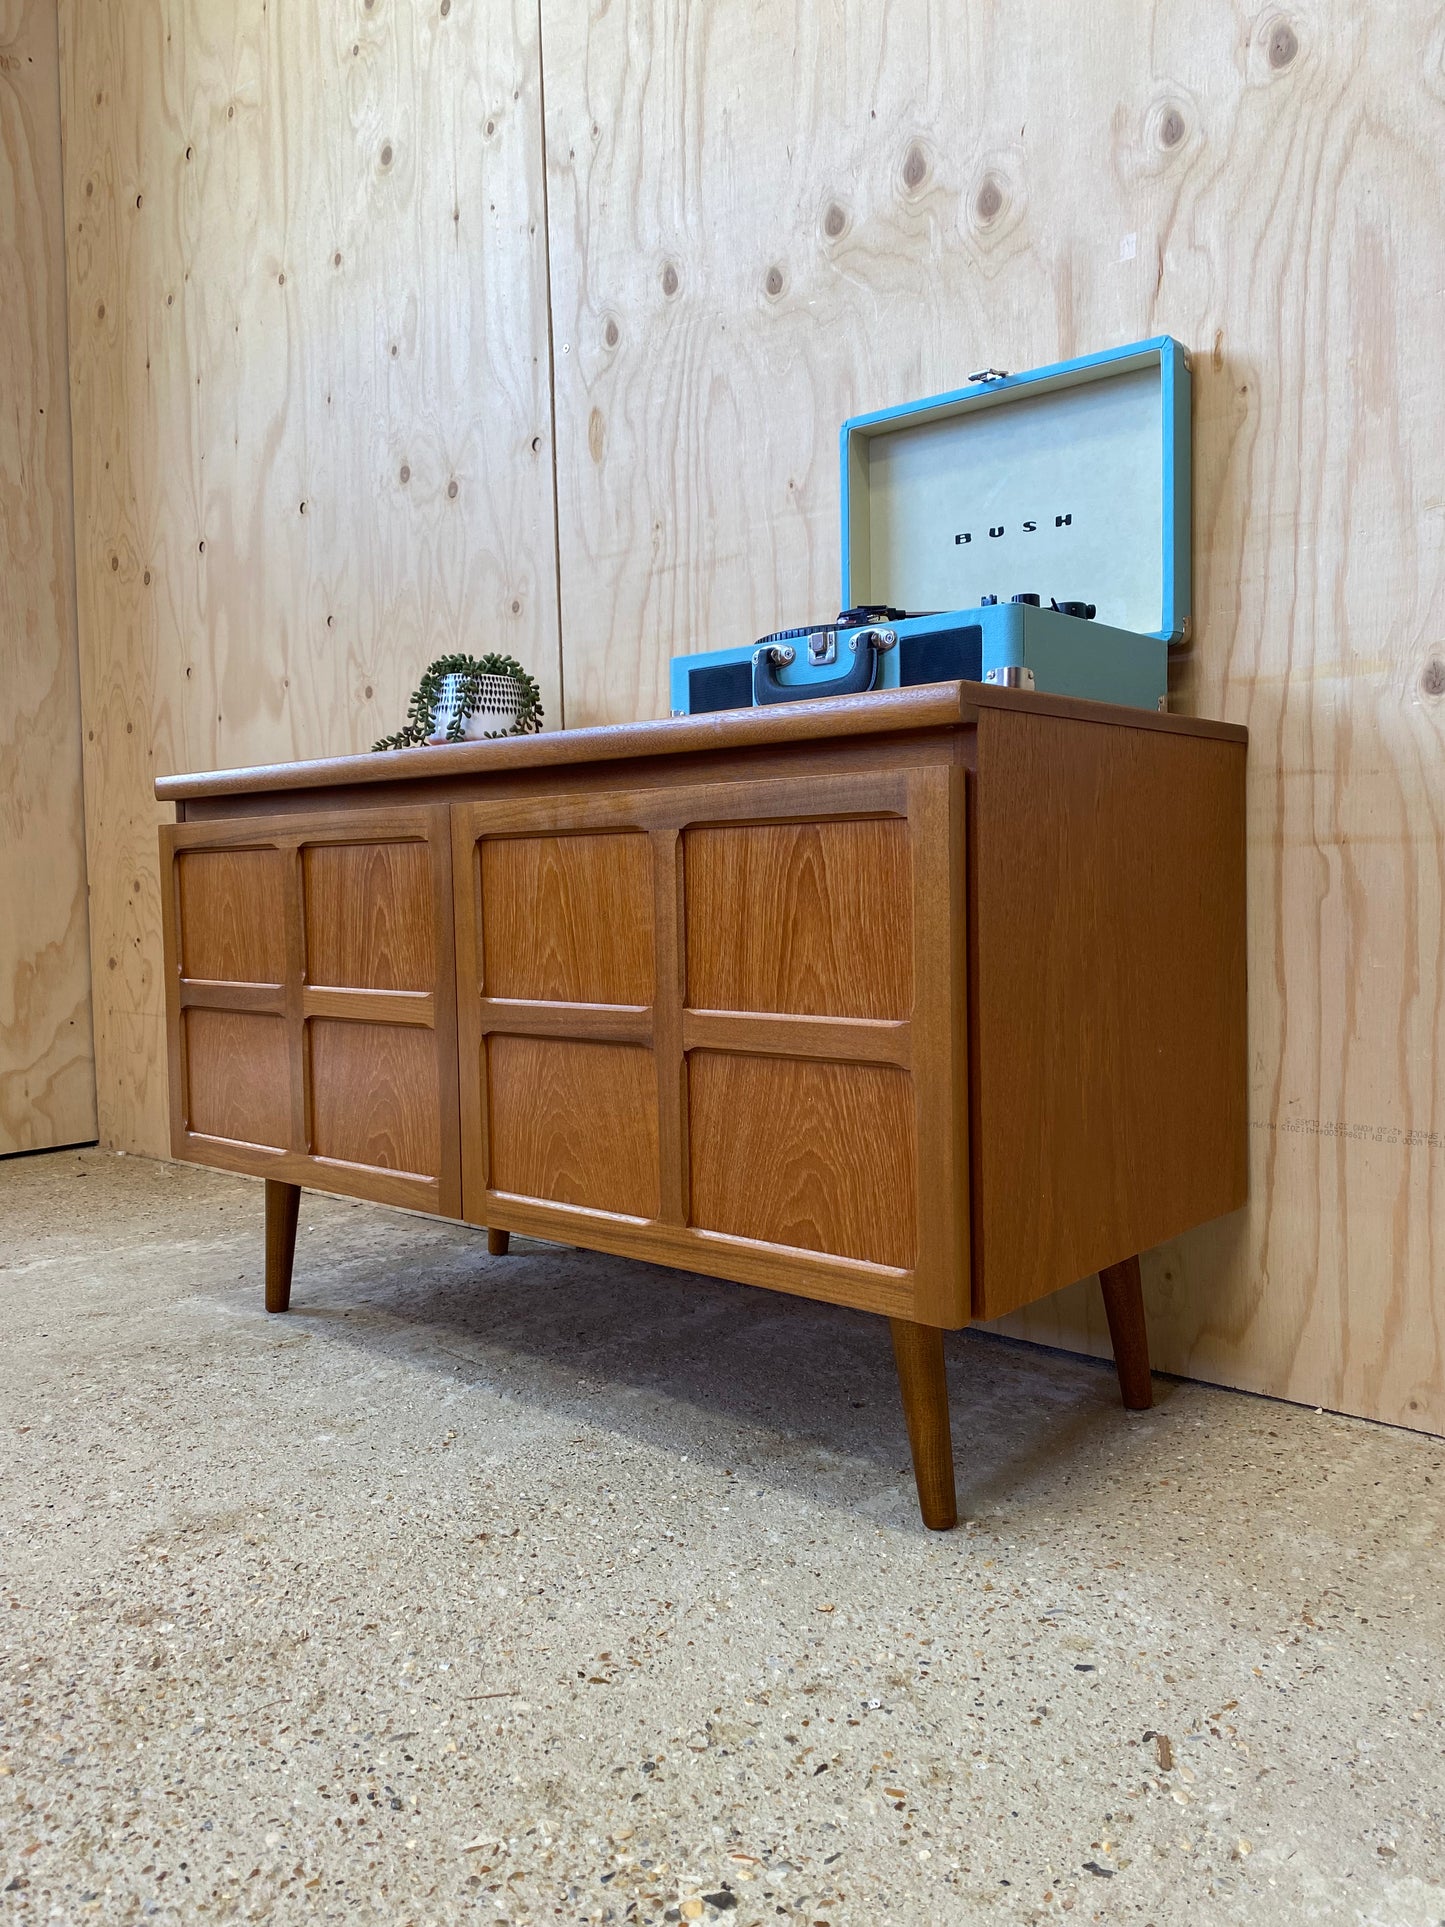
271,1214,1165,1527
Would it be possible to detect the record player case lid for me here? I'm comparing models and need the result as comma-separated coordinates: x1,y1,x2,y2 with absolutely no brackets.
840,336,1191,644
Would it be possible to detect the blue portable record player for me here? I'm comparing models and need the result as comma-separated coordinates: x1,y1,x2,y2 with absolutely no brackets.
669,335,1191,716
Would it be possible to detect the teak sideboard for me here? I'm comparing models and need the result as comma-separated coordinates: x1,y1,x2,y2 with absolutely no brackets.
155,683,1248,1528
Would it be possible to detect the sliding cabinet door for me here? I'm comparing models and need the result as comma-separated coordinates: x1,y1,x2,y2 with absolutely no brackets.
452,763,967,1324
159,809,460,1215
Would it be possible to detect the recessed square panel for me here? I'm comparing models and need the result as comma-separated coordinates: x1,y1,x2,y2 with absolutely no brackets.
487,1035,658,1217
303,841,435,990
178,849,287,983
685,818,912,1018
185,1009,290,1148
310,1019,441,1177
688,1052,916,1268
481,833,654,1003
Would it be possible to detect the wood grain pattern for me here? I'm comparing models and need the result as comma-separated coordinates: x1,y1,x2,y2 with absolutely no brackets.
177,849,287,984
969,705,1247,1318
61,0,561,1158
161,806,461,1215
452,760,964,1313
183,1008,289,1149
301,986,435,1028
688,1052,917,1269
680,1009,910,1068
0,0,96,1153
685,818,912,1019
309,1019,441,1180
158,680,1231,804
303,840,434,991
541,0,1445,1433
487,1034,659,1219
480,832,654,1002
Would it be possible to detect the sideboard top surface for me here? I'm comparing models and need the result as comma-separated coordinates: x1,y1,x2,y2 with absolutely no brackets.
155,681,1247,806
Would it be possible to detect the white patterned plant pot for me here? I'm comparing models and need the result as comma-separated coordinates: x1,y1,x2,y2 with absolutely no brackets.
426,671,526,743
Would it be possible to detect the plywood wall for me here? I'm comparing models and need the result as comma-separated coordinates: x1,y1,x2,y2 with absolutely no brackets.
541,0,1445,1432
0,0,96,1155
60,0,561,1158
56,0,1444,1433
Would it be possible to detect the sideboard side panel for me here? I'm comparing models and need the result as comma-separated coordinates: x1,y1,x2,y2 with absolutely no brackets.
970,708,1248,1319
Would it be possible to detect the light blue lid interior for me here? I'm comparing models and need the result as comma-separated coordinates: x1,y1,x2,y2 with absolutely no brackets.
841,338,1190,643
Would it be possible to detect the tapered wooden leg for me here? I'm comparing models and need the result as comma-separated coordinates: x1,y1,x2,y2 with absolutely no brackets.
888,1318,958,1531
487,1228,511,1256
1099,1253,1154,1409
265,1180,301,1314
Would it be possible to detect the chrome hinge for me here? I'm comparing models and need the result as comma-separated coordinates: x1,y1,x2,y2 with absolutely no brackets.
983,665,1035,690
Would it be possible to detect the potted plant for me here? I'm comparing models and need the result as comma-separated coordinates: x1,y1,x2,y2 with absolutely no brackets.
372,652,544,750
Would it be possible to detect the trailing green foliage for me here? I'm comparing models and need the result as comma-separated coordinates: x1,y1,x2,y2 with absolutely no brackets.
372,652,544,751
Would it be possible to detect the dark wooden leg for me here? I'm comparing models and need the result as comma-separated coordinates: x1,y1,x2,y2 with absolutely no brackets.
888,1318,958,1531
1099,1253,1154,1409
487,1228,511,1256
265,1180,301,1314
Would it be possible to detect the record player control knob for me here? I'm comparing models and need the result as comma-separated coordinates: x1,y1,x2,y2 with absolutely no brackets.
980,594,998,607
1011,593,1041,606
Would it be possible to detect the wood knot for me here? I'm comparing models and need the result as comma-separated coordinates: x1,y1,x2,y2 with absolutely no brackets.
604,316,620,347
1422,659,1445,698
902,143,928,190
1267,18,1298,67
399,463,410,483
661,261,679,297
447,478,459,499
1158,104,1186,149
974,174,1004,224
485,119,495,137
823,202,847,239
764,264,784,298
380,142,394,167
440,0,451,14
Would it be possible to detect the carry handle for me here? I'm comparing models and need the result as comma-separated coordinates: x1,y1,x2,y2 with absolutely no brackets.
751,627,895,706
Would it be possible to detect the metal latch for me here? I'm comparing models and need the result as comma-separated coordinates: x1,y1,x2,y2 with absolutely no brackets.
807,631,837,667
967,367,1010,384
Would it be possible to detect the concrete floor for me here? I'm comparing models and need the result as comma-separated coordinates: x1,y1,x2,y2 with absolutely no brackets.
1,1152,1442,1927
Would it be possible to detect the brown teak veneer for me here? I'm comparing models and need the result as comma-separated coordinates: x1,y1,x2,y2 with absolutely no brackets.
159,683,1247,1527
